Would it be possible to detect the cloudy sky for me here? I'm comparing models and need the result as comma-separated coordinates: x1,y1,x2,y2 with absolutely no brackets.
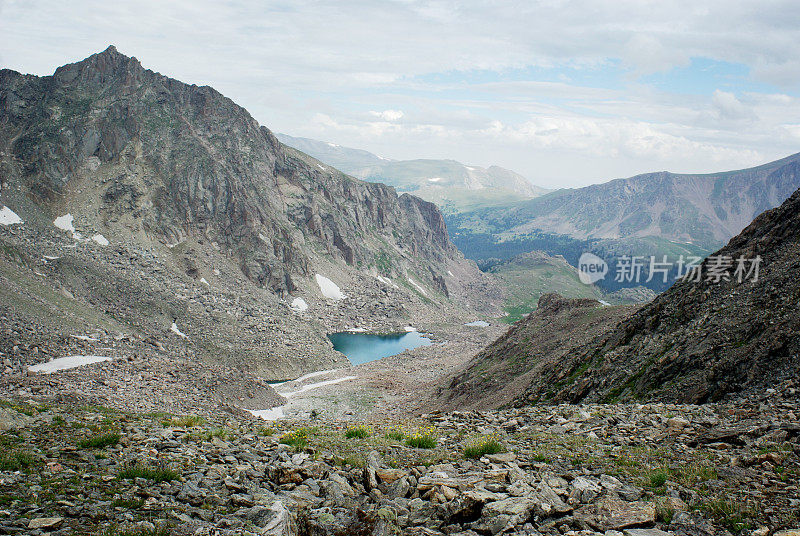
2,0,800,188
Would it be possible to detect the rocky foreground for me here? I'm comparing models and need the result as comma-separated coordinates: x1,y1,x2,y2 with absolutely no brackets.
1,384,798,536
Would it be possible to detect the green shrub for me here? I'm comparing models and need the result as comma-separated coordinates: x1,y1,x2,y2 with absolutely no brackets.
405,432,437,449
279,428,309,450
701,497,756,533
118,460,179,483
162,415,205,428
111,497,144,509
649,470,669,488
345,425,371,439
463,437,505,459
0,450,36,471
79,432,121,449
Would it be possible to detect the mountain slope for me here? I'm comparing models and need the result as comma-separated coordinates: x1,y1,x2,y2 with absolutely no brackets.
454,155,800,251
536,186,800,404
276,134,549,212
441,187,800,408
0,46,501,383
275,133,387,171
433,294,637,411
487,251,604,322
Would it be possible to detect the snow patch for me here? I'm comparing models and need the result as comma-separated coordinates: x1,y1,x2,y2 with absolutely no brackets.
465,166,476,171
28,355,111,374
599,300,611,306
71,335,99,342
43,255,61,261
316,164,326,170
347,327,367,332
290,297,308,312
404,326,417,332
464,320,490,327
247,369,348,421
247,407,285,421
54,214,82,239
375,274,399,289
285,369,340,386
170,322,188,339
0,206,22,226
91,234,109,246
447,270,454,277
315,274,346,300
278,376,357,398
407,277,427,296
326,142,339,148
427,177,443,182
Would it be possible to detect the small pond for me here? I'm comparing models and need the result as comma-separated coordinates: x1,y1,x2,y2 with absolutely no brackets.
328,331,432,365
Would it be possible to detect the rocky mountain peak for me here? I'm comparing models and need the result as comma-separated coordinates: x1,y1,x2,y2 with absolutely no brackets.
1,48,497,308
53,45,145,88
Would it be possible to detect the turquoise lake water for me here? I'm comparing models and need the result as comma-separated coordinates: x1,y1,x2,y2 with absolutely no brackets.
328,331,432,365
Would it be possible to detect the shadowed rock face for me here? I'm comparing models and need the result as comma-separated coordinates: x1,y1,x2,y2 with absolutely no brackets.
0,46,464,296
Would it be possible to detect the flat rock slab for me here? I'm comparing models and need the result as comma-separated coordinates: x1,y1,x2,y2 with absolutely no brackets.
486,452,517,463
29,517,63,529
575,495,655,531
417,469,508,491
625,529,674,536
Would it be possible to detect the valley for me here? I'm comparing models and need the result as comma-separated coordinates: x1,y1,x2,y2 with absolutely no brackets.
1,44,799,536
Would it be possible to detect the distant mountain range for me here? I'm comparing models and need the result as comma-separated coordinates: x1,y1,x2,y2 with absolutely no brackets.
454,153,800,251
276,134,549,213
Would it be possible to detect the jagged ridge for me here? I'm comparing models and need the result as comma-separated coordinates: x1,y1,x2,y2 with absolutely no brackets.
0,46,470,296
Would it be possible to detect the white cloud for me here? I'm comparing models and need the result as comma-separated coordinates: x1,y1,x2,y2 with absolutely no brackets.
711,90,756,122
369,109,404,121
1,0,798,187
623,34,690,74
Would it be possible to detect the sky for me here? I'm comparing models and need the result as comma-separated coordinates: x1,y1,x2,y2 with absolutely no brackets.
2,0,800,188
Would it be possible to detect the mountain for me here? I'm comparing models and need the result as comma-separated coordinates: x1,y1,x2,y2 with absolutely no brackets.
453,155,800,251
275,133,387,171
0,46,501,388
276,134,550,213
439,187,800,408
